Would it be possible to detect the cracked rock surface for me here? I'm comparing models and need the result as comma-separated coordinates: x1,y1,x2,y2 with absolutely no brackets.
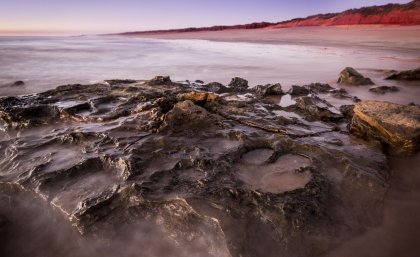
0,77,391,257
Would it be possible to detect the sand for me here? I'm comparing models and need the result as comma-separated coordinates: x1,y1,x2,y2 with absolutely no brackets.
125,25,420,52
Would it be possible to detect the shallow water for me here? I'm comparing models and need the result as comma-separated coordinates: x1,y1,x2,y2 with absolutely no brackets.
236,152,312,193
324,153,420,257
0,35,419,100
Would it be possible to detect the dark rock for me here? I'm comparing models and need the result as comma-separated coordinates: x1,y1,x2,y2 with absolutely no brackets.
337,67,374,85
307,83,334,93
203,82,229,93
369,85,399,94
293,96,343,121
288,85,310,96
195,80,204,84
228,77,249,92
0,77,390,257
105,79,137,85
386,67,420,81
330,88,357,101
12,81,25,86
148,76,172,86
161,100,217,133
351,100,420,155
339,105,355,120
254,83,283,96
0,104,59,128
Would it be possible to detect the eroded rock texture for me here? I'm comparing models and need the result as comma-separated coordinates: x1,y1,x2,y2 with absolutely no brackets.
351,100,420,155
0,77,390,257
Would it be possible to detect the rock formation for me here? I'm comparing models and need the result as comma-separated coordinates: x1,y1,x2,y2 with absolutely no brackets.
386,67,420,81
0,77,400,257
369,85,399,94
351,100,420,155
337,67,374,85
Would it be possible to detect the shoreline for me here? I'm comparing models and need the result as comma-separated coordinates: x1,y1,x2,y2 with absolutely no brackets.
118,26,420,52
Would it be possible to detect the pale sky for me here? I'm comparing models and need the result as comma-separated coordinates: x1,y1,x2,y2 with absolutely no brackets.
0,0,412,35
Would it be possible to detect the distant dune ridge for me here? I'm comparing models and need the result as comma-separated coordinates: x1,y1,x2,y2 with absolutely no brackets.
118,0,420,35
272,0,420,28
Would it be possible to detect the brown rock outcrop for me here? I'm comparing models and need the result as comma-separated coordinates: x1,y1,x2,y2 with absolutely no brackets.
338,67,374,86
351,100,420,154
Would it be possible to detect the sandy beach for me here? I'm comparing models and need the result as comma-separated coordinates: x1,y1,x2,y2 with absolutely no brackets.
125,26,420,52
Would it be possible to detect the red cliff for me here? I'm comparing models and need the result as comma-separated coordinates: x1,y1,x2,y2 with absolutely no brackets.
271,1,420,28
118,1,420,35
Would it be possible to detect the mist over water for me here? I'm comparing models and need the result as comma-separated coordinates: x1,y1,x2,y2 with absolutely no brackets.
0,35,418,97
324,153,420,257
0,190,217,257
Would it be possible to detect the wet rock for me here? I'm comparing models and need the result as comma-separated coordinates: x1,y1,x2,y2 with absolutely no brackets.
254,83,283,96
12,80,25,86
161,100,217,133
369,85,399,94
339,104,355,120
0,77,391,257
307,83,334,93
288,85,309,96
293,96,343,121
202,82,229,94
386,67,420,81
337,67,374,85
195,80,204,84
105,79,137,85
228,77,249,92
351,100,420,154
148,76,172,86
177,91,219,107
0,104,59,129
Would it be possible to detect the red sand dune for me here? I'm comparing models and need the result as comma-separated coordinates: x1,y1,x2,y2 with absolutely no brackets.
118,0,420,35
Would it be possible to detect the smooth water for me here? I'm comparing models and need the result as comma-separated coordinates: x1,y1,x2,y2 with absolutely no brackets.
0,35,419,97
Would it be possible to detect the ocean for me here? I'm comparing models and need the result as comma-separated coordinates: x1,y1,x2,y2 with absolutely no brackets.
0,35,419,102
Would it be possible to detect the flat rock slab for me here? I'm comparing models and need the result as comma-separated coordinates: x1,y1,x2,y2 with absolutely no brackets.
351,100,420,154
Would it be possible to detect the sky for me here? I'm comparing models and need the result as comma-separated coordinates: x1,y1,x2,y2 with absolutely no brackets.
0,0,412,35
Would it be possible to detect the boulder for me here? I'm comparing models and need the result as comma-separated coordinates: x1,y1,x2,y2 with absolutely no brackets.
307,83,334,93
386,67,420,81
148,76,172,86
337,67,374,85
351,100,420,154
12,81,25,86
177,91,219,107
161,100,216,132
228,77,248,92
294,96,343,121
369,86,399,94
288,85,310,96
254,83,283,96
203,82,229,94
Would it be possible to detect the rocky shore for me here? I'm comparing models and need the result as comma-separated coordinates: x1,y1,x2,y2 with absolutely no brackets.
0,69,419,257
